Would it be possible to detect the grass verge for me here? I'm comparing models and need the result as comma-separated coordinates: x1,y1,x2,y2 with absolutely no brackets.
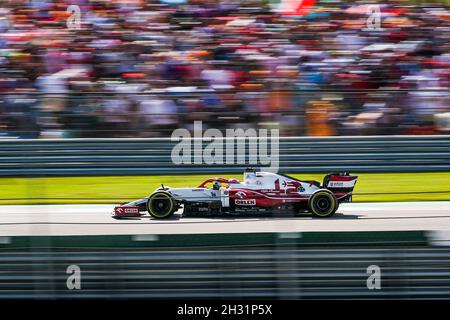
0,172,449,205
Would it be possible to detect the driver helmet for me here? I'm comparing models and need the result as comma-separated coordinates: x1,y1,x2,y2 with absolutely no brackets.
213,181,222,190
229,178,239,184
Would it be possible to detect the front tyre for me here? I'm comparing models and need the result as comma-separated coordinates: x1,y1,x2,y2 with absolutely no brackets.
308,190,338,218
147,192,176,219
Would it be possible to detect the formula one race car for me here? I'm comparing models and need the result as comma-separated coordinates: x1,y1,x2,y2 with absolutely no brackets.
113,168,357,219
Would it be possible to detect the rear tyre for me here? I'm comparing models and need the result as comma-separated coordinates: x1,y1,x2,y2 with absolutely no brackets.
147,192,175,219
308,190,338,218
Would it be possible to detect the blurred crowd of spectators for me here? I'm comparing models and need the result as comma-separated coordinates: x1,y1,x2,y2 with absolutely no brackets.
0,0,449,138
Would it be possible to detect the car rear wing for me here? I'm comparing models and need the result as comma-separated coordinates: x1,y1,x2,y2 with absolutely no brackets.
323,172,358,195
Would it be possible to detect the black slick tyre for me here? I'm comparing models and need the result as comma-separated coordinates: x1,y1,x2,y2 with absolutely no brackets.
308,190,338,218
147,192,175,219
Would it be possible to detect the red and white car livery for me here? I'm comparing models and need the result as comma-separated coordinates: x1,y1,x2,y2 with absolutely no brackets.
113,168,357,219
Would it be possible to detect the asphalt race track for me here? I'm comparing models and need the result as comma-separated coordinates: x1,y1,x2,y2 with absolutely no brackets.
0,202,448,236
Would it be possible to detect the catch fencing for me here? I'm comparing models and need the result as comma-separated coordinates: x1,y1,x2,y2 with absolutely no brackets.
0,231,449,299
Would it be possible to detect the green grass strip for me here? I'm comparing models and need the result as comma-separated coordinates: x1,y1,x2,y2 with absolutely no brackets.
0,172,449,205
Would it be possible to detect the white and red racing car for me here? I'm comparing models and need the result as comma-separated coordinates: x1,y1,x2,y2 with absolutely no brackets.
113,168,357,219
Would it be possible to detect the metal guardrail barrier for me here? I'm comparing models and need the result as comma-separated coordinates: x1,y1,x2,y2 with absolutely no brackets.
1,245,450,299
0,135,449,176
